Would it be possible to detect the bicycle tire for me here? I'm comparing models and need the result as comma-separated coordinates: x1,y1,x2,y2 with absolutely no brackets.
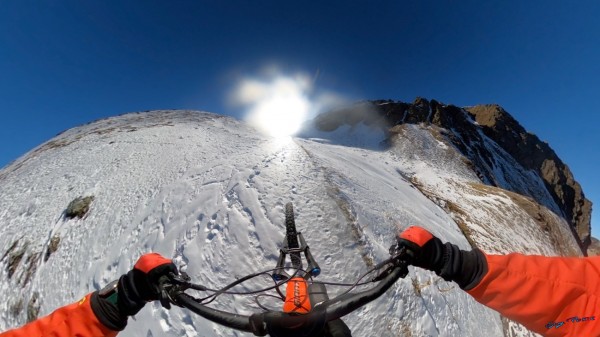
285,202,303,269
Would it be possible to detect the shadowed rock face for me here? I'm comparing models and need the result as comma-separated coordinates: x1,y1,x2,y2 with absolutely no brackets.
314,98,592,252
588,237,600,256
465,104,592,251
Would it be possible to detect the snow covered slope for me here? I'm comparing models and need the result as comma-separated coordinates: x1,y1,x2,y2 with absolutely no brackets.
0,110,580,336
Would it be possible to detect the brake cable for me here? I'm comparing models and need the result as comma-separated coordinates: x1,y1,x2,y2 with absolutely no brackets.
170,247,408,309
169,266,304,305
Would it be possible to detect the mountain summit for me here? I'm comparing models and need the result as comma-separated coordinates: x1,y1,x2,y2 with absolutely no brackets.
0,103,591,337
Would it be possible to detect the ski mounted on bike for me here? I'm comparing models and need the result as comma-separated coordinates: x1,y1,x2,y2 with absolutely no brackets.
156,202,410,337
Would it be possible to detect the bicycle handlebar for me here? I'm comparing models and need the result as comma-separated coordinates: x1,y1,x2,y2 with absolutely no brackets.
169,259,408,336
175,293,255,333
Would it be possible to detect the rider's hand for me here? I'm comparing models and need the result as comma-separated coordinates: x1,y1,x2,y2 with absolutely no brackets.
393,226,488,290
91,253,178,331
118,253,178,316
393,226,446,273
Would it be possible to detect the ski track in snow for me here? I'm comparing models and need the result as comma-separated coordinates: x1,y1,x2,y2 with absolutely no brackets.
1,111,576,337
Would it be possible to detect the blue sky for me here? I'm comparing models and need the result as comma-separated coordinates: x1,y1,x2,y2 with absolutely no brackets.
1,1,598,237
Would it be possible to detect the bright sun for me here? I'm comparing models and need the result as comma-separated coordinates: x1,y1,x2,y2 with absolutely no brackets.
232,73,312,138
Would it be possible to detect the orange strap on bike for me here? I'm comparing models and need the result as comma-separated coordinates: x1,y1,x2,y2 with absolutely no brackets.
283,277,311,314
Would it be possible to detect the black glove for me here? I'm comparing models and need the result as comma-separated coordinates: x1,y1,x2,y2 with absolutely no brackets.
118,253,178,315
393,225,446,272
393,226,488,290
91,253,178,331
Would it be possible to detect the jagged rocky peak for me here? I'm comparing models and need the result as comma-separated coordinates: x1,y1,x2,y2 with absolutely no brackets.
465,104,592,251
464,104,507,127
314,97,593,253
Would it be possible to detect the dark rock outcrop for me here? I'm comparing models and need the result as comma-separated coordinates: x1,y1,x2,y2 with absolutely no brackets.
65,196,95,219
313,98,592,252
588,237,600,256
465,104,592,251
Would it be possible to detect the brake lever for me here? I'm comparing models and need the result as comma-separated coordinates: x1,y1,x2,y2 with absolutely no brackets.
169,271,192,285
370,264,395,282
389,243,406,258
369,246,410,282
157,271,193,309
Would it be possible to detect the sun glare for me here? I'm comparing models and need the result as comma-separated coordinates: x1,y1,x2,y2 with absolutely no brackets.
231,73,312,138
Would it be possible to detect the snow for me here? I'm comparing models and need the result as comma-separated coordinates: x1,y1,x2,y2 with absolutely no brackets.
0,110,578,336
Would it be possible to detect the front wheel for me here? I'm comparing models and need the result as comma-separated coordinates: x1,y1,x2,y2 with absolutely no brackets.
285,202,302,269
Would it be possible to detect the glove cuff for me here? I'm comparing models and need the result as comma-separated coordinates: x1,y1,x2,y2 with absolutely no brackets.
117,271,147,316
90,291,128,331
414,238,488,290
438,245,488,290
413,236,446,272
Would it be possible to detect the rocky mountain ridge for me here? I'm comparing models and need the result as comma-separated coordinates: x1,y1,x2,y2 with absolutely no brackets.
314,98,592,253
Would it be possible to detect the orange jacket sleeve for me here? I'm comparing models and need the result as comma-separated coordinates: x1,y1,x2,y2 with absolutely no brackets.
467,253,600,337
0,293,118,337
